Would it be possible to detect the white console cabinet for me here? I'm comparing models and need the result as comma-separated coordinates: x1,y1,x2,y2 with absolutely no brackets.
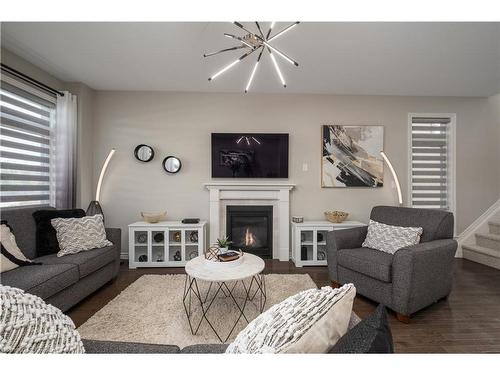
128,221,206,268
291,221,365,267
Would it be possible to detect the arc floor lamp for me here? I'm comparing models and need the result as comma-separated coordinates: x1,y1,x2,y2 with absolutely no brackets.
86,149,116,221
380,151,403,206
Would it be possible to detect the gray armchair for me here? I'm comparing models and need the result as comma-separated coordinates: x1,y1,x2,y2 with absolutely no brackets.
327,206,457,323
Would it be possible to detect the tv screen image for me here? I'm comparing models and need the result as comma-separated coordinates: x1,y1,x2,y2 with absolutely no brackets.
211,133,289,178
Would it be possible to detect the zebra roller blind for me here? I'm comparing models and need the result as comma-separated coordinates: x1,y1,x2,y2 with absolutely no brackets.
0,74,56,208
410,116,451,210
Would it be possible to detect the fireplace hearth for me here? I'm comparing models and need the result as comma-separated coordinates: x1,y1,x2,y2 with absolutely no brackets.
226,205,273,258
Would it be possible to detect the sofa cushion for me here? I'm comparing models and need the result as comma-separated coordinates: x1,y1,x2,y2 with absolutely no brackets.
35,246,116,278
330,304,394,353
0,206,50,259
337,247,393,283
1,221,40,272
0,263,79,299
82,339,180,354
33,208,86,257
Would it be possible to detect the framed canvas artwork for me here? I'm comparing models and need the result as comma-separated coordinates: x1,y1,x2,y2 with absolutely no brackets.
322,125,384,187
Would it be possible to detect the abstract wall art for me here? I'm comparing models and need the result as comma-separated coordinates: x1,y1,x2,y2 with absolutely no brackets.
322,125,384,187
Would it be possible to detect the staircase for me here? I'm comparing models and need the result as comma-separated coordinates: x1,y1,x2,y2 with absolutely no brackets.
462,217,500,270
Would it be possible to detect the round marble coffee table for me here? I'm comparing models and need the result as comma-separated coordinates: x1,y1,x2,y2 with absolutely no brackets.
183,253,266,343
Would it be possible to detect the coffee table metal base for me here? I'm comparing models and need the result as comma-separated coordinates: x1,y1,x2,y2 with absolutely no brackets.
182,274,266,343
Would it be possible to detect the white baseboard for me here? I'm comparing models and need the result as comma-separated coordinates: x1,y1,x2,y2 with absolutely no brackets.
457,198,500,258
120,251,129,260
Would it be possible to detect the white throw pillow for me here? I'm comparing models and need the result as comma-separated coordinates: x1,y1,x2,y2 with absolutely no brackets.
226,284,356,354
1,223,33,272
0,285,85,353
51,214,112,257
362,219,423,254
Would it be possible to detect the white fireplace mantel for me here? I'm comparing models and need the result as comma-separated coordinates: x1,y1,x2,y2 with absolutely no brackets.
204,182,296,261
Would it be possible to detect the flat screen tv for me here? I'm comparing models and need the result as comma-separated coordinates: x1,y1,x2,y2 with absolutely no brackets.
211,133,289,178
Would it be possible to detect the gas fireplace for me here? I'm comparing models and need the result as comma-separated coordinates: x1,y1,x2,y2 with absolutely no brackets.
226,205,273,258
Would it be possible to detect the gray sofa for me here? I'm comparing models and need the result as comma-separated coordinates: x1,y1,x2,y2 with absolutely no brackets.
327,206,457,322
0,206,121,312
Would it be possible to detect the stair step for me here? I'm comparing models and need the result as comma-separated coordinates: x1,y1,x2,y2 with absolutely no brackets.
475,233,500,250
489,221,500,235
462,244,500,270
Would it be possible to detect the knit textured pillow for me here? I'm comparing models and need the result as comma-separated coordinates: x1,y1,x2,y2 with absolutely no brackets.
362,219,423,254
0,285,85,353
226,284,356,354
51,214,112,257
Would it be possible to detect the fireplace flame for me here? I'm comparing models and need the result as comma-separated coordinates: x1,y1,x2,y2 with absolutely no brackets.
244,227,257,247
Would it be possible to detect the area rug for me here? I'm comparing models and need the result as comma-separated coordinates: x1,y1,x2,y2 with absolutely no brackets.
78,273,317,348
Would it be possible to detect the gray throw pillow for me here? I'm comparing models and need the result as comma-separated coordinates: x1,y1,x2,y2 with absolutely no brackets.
330,304,394,353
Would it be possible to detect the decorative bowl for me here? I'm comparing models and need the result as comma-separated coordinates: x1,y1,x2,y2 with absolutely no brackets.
141,211,167,223
324,211,349,223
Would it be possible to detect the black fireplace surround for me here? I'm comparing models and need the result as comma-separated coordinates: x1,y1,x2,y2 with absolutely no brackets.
226,205,273,258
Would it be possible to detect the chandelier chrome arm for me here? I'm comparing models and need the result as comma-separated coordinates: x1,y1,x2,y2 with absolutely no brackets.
234,21,299,66
255,22,265,39
203,45,247,58
266,22,276,39
223,33,254,49
233,22,258,38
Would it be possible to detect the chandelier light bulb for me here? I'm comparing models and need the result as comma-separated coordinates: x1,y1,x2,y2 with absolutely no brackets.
270,53,286,87
268,22,299,42
208,59,240,81
245,61,259,93
264,42,298,66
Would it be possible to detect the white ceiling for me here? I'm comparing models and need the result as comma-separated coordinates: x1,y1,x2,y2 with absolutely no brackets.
2,22,499,96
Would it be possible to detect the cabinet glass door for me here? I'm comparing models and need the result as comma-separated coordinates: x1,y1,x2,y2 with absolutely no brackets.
300,230,313,261
152,230,166,263
134,230,149,263
168,229,183,263
316,229,328,262
185,229,199,261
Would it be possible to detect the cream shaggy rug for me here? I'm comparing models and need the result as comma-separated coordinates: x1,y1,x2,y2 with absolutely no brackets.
78,274,317,348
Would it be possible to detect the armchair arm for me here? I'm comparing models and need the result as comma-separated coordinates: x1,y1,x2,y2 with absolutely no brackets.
326,226,368,282
105,227,122,276
392,239,457,315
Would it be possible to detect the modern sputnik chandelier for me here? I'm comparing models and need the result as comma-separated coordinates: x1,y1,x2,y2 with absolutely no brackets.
204,22,300,92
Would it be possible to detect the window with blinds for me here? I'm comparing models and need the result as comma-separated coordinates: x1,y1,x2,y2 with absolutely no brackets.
0,77,56,208
410,116,453,211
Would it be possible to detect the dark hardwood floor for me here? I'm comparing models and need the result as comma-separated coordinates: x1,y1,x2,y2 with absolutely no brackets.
67,258,500,353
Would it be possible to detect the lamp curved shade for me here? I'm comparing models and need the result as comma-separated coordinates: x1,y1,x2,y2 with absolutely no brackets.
87,149,115,220
380,151,403,206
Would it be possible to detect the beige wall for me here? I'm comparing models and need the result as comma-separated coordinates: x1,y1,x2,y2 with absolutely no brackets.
489,94,500,194
91,91,500,252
